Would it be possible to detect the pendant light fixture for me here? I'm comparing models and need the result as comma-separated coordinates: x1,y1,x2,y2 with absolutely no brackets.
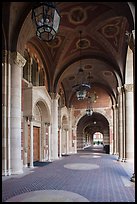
73,31,90,100
86,91,98,116
32,2,61,42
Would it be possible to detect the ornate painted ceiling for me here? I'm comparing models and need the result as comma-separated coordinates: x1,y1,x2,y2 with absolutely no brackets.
2,2,134,107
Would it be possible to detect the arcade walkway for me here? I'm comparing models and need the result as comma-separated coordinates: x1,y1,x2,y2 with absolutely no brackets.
2,146,135,202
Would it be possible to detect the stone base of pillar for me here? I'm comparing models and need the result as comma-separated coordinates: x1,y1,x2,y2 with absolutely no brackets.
117,156,120,161
11,160,23,175
2,170,8,176
130,173,135,182
11,169,23,175
29,165,34,168
121,158,126,162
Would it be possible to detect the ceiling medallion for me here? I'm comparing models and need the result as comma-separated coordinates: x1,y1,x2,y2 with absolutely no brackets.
103,71,113,76
84,64,93,70
47,36,61,48
77,38,90,49
69,7,87,25
102,24,119,38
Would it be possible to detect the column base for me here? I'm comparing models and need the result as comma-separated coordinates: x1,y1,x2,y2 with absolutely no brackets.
130,173,135,182
122,158,126,162
11,169,23,175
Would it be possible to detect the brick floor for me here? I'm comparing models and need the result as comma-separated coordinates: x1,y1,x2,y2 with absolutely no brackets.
2,146,135,202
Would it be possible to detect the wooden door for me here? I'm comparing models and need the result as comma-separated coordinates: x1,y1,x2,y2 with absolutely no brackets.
33,126,40,161
28,125,40,164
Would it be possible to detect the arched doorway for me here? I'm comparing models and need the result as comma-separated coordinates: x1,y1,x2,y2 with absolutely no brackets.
77,112,110,153
93,132,104,146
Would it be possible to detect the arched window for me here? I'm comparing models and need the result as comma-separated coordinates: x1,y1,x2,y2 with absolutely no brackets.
23,49,46,86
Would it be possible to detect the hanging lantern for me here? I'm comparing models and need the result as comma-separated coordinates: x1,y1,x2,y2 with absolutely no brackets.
72,31,90,100
86,108,93,116
76,88,87,100
32,2,61,42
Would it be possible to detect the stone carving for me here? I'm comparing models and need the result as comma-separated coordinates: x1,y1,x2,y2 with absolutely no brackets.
124,84,133,92
11,52,26,67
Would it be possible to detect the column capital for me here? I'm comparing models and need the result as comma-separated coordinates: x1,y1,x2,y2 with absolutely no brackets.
2,50,8,63
50,92,60,100
124,84,133,92
45,122,50,126
28,115,34,122
125,30,135,52
11,52,26,68
117,86,124,94
112,104,118,109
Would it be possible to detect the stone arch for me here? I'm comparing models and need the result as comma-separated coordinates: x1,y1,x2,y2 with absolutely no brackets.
33,99,51,124
27,99,51,163
76,112,110,153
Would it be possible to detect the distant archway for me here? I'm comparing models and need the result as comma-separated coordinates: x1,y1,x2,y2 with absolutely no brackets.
77,112,110,153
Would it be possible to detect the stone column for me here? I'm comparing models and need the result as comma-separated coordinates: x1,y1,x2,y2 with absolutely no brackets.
45,123,51,161
2,50,12,176
122,89,126,162
10,52,26,174
43,123,46,161
2,50,8,176
58,127,62,158
23,117,29,167
117,86,124,161
29,116,34,168
124,84,134,162
115,104,119,155
73,126,77,153
51,93,59,160
109,125,113,154
40,122,45,161
112,104,117,155
129,30,135,182
65,129,69,154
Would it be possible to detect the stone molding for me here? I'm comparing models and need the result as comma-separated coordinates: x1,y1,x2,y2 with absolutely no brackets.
50,92,60,100
117,86,124,94
11,52,26,68
2,50,8,63
45,122,50,126
112,104,118,109
124,84,133,92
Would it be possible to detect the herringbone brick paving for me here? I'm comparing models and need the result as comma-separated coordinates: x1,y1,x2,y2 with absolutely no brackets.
2,146,135,202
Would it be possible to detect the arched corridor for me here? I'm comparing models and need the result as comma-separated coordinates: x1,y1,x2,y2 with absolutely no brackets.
2,2,135,202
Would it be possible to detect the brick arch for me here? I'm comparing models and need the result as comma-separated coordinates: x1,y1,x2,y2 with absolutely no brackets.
76,111,110,150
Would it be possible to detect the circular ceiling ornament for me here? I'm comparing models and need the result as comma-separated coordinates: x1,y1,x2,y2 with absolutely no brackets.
76,38,90,49
69,7,87,25
84,64,93,70
103,71,113,76
102,24,119,38
47,36,61,48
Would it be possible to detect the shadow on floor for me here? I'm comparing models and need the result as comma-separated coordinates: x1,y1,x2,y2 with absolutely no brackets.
32,161,52,167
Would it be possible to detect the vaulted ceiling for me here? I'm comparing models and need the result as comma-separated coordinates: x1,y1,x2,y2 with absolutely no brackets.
2,2,134,108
